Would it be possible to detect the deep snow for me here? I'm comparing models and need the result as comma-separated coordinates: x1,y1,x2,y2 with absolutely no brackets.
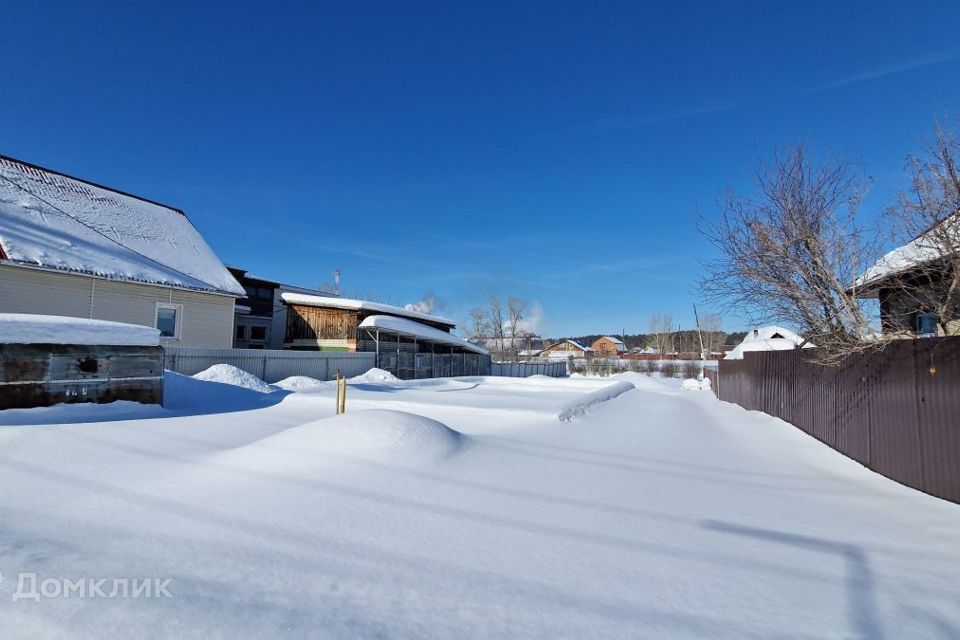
0,313,160,346
0,372,957,639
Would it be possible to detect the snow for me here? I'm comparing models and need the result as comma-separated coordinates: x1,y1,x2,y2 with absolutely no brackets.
0,313,160,346
358,315,489,355
0,156,243,295
0,373,958,638
557,380,634,421
348,366,401,384
682,377,712,391
281,292,455,326
725,325,814,360
192,364,275,393
854,220,959,291
273,375,328,391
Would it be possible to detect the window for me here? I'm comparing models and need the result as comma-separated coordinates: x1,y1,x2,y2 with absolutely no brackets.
235,325,246,340
155,303,182,339
250,326,267,341
916,312,939,337
243,285,257,299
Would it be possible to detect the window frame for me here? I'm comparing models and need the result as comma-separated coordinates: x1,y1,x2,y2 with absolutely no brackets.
915,312,939,338
155,302,183,340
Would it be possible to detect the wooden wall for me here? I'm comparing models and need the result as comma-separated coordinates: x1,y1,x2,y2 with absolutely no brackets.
286,305,358,341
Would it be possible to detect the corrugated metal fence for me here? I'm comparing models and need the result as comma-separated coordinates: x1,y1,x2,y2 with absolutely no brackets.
163,348,558,382
491,361,568,377
717,336,960,504
163,347,375,383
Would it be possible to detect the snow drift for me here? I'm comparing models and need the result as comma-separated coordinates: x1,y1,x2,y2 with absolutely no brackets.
557,381,634,421
0,313,160,346
273,375,328,391
219,410,464,472
192,364,274,393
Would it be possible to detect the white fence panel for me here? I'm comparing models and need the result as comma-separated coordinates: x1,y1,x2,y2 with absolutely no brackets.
163,347,375,383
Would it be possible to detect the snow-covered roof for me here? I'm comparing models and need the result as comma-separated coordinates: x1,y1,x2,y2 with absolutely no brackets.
854,218,960,294
600,336,626,348
358,315,488,355
0,155,243,296
546,339,593,353
281,293,455,327
724,326,814,360
0,313,160,346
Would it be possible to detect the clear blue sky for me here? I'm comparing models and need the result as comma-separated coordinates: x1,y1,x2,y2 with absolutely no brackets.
3,1,959,336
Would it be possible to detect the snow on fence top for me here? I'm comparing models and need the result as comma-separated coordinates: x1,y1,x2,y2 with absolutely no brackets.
0,155,244,296
724,325,813,360
0,313,160,346
281,293,456,327
358,315,488,355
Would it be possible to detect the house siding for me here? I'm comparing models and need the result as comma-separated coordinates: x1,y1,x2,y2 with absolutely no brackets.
879,286,960,337
0,265,235,347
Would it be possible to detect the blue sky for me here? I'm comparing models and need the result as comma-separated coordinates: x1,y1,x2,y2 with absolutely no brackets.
2,1,960,336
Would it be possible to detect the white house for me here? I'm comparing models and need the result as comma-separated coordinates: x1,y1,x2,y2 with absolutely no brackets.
0,154,243,346
724,326,814,360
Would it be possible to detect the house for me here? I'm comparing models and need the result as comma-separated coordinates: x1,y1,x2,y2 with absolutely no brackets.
281,293,489,378
540,339,594,360
228,266,335,350
592,336,627,357
724,326,813,360
853,222,959,337
0,155,243,346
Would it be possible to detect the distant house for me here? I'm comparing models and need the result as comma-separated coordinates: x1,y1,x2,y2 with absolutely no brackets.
0,155,243,346
724,326,813,360
853,222,959,337
228,267,335,350
591,336,627,357
541,339,593,360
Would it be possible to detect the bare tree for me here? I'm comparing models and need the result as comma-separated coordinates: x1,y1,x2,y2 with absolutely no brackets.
488,296,505,356
698,312,726,355
886,120,960,335
468,307,490,343
699,144,878,362
507,296,528,353
647,313,673,358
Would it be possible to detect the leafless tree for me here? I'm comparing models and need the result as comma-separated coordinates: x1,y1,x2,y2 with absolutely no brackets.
886,120,960,335
698,312,726,355
468,307,490,343
488,296,505,356
647,313,674,358
699,144,879,362
507,296,528,352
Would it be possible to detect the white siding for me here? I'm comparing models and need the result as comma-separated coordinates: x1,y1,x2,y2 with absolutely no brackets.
0,265,235,347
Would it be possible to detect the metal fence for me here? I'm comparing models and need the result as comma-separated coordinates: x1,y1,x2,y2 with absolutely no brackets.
491,361,568,377
717,336,960,504
163,347,375,383
376,352,491,380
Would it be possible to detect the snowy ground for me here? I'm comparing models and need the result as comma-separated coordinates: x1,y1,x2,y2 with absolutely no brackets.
0,370,958,638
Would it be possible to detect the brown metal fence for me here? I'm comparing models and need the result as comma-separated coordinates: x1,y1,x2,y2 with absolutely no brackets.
717,336,960,504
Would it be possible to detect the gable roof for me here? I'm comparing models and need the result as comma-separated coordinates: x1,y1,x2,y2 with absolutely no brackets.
545,339,594,352
280,292,456,327
854,215,960,295
0,155,243,296
601,336,626,347
724,326,814,360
